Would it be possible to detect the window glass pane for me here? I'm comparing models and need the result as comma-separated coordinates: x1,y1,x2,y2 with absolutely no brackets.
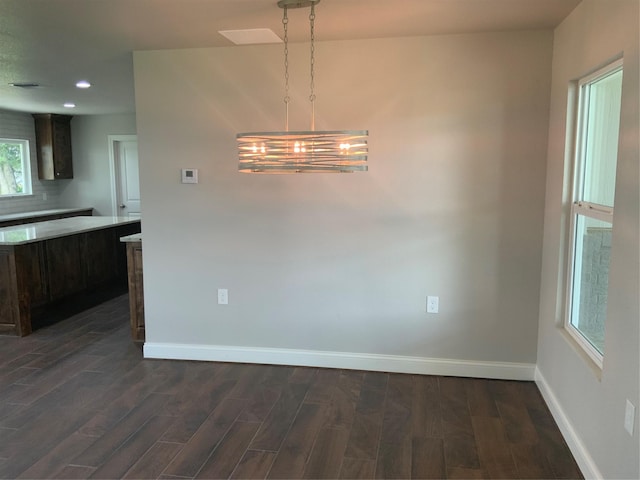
570,214,612,354
582,68,622,207
0,140,31,196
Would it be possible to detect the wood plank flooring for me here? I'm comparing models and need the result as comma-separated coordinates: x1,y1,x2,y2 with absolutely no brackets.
0,294,583,479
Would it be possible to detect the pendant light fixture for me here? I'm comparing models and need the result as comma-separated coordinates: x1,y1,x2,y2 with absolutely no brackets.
237,0,368,174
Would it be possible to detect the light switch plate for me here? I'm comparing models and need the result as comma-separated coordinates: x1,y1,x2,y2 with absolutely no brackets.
181,168,198,184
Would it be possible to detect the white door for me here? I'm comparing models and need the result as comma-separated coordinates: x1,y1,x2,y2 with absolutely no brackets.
114,139,140,218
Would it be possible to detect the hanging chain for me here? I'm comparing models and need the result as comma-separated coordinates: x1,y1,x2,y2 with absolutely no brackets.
283,6,290,131
309,3,316,131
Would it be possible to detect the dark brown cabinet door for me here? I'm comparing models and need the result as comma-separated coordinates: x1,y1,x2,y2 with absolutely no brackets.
127,242,145,341
51,116,73,178
33,114,74,179
0,248,20,334
83,230,118,288
45,236,84,300
14,243,48,307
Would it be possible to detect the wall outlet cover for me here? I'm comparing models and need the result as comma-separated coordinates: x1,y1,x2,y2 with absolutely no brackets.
217,288,228,305
427,296,439,313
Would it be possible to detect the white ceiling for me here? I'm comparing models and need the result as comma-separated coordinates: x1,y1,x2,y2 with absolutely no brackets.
0,0,581,115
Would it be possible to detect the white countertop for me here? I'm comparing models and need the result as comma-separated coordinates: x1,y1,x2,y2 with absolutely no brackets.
0,207,93,222
120,233,142,243
0,216,140,246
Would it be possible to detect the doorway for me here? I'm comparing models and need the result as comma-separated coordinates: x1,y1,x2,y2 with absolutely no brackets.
109,135,140,218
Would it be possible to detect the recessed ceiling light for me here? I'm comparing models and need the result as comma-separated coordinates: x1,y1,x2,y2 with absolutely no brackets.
219,29,282,45
63,103,76,108
76,80,91,89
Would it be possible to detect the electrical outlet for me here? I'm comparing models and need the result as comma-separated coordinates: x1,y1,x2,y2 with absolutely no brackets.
217,288,228,305
624,399,635,436
427,296,439,313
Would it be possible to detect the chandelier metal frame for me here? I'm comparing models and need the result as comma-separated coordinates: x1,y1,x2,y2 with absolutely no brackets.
237,0,368,174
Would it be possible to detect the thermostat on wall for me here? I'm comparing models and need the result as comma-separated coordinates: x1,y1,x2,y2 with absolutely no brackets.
181,168,198,184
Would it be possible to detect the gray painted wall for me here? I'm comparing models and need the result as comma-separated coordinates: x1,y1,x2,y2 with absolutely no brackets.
536,0,639,478
60,114,137,215
133,31,552,366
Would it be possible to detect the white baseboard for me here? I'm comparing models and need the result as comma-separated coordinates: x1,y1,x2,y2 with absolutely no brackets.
535,367,602,480
143,342,536,380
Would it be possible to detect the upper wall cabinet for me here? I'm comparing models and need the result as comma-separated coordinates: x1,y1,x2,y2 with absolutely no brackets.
32,114,74,180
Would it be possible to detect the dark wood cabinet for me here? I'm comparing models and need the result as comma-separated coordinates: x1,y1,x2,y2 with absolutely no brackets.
32,114,74,179
14,242,48,307
125,241,145,342
45,235,84,300
0,248,22,335
83,229,118,288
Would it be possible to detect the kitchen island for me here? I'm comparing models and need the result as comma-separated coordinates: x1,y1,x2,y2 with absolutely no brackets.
0,216,141,336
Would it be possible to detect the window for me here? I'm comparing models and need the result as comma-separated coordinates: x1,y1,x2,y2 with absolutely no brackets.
0,139,32,196
566,59,623,367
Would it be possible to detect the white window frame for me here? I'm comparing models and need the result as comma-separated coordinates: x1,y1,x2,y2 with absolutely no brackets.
564,59,623,368
0,138,32,197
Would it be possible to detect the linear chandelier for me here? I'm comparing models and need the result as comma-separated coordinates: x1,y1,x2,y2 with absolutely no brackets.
237,0,368,174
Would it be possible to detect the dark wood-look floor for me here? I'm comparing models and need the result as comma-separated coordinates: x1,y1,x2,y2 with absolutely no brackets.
0,295,583,480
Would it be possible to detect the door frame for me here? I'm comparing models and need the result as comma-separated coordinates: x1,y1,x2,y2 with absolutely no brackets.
108,134,138,217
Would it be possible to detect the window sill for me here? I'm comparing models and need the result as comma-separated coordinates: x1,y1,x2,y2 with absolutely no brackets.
558,327,603,381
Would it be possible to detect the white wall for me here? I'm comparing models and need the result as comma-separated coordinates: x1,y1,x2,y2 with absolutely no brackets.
59,113,137,215
0,109,65,215
134,31,552,376
536,1,639,478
